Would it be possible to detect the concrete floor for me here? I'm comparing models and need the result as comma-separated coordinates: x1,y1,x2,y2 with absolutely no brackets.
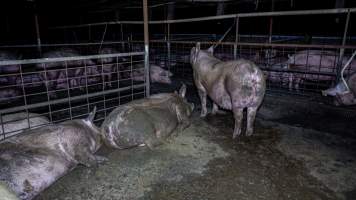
34,93,356,200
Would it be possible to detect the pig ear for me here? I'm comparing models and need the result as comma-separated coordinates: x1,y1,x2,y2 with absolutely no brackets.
196,42,200,51
179,84,187,98
207,46,214,54
87,106,97,122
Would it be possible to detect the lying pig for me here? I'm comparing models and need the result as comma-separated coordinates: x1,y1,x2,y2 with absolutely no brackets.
287,50,356,90
101,84,194,149
0,112,50,138
322,73,356,106
132,64,173,84
0,107,106,200
191,43,266,138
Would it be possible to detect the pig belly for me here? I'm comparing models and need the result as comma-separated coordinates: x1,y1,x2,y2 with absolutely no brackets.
208,81,232,110
0,148,73,200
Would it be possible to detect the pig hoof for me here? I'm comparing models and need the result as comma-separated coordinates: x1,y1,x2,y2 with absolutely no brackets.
232,131,241,139
245,130,253,137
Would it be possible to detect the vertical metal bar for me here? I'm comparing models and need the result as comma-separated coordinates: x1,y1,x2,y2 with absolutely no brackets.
34,13,42,56
268,17,273,43
88,25,91,41
121,24,125,51
336,10,350,82
143,0,150,97
167,23,171,72
234,17,239,60
0,114,4,140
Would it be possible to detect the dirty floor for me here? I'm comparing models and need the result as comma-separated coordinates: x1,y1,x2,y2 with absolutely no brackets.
34,98,356,200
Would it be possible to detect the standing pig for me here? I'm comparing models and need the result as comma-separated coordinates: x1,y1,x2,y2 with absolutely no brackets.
0,112,50,138
132,64,173,84
0,107,106,200
101,84,194,149
190,43,266,138
322,73,356,106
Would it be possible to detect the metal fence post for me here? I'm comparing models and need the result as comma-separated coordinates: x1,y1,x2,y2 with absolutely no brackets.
167,23,171,72
143,0,150,96
234,17,240,60
34,13,42,56
336,9,350,82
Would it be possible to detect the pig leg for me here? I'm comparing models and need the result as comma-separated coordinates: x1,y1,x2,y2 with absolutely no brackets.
246,106,258,136
75,149,108,167
198,90,208,117
212,103,226,115
232,107,244,139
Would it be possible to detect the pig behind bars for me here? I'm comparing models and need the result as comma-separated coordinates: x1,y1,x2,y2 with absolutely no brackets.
0,112,49,138
0,107,106,200
0,51,22,86
286,50,356,90
96,47,123,87
190,43,266,139
36,48,95,90
132,64,173,84
101,84,194,149
322,73,356,106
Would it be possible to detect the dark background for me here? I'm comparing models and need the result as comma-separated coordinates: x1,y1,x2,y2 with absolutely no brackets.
0,0,355,45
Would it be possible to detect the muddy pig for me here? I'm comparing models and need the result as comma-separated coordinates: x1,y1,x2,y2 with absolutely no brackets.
132,64,173,84
190,43,266,138
322,73,356,106
101,84,194,149
0,107,106,200
0,112,50,138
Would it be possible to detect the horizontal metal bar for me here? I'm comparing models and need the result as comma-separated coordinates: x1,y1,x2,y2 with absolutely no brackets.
0,52,144,66
0,41,133,48
50,8,356,29
145,40,356,49
0,84,145,114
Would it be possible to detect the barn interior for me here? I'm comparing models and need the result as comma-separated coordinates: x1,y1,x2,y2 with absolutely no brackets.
1,0,356,200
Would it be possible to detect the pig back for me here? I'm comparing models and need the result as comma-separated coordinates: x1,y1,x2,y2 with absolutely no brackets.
101,93,183,148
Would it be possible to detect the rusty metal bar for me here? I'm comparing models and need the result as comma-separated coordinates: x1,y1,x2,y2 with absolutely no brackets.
50,8,356,29
143,0,150,97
